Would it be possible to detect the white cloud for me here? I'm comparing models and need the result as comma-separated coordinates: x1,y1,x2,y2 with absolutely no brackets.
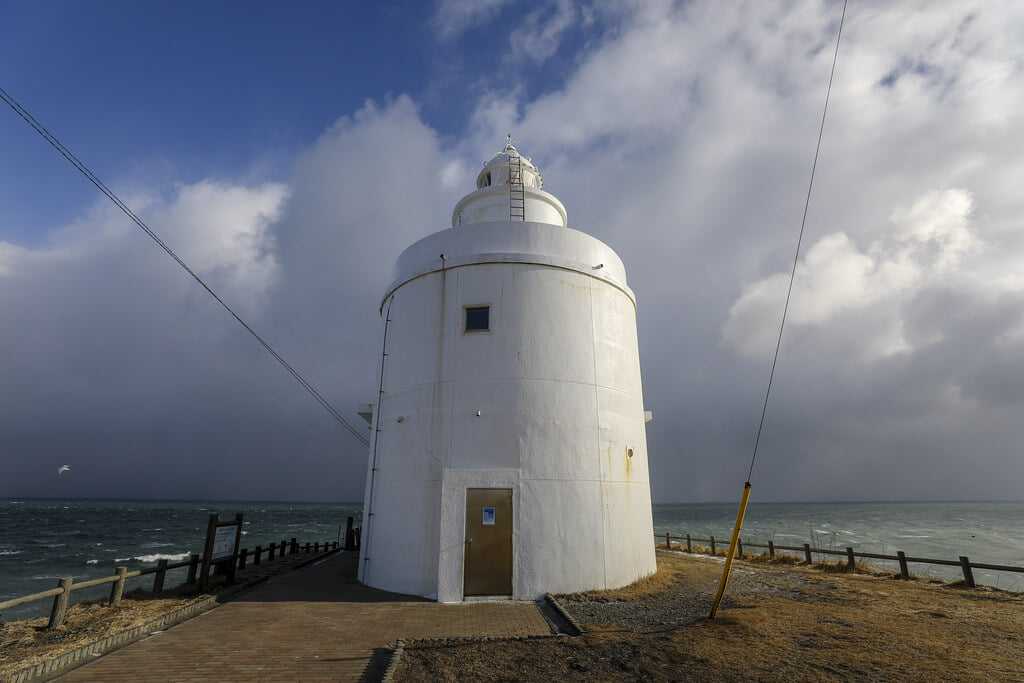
152,181,287,315
434,0,511,40
509,0,576,65
722,189,978,359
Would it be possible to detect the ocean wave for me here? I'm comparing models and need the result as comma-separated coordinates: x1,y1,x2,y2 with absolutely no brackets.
86,559,99,565
0,550,22,556
113,552,192,563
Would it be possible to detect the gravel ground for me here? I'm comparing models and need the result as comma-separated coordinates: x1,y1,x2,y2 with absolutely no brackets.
395,549,1024,681
562,551,842,633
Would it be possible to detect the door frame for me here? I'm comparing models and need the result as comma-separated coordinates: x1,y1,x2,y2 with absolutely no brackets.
437,468,519,603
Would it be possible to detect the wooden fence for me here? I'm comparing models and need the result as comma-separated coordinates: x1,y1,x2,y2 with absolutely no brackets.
656,532,1024,588
0,530,359,629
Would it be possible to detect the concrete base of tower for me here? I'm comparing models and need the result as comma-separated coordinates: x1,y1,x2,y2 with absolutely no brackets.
443,473,654,602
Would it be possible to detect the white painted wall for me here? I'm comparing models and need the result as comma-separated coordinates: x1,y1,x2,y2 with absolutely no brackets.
359,218,656,601
452,186,566,227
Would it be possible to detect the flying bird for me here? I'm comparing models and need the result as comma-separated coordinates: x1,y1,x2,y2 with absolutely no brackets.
57,465,71,475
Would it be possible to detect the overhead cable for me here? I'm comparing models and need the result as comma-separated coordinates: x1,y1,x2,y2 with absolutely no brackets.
746,0,847,483
712,0,849,621
0,86,370,448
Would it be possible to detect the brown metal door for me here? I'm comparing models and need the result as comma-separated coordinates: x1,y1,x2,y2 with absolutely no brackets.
463,488,513,596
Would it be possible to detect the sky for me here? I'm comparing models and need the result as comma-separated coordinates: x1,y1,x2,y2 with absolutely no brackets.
2,0,1023,504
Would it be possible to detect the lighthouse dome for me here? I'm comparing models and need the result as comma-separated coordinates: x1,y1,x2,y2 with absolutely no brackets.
451,140,568,228
474,143,543,190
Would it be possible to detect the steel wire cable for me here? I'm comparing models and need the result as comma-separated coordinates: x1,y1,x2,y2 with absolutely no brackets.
0,86,369,448
747,0,847,482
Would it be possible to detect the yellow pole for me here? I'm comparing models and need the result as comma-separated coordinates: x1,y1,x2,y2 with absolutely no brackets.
709,481,752,619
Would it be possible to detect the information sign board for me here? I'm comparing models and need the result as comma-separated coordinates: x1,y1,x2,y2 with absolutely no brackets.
212,524,238,559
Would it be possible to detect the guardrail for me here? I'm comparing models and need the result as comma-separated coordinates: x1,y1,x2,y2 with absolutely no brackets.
656,532,1024,588
0,532,358,629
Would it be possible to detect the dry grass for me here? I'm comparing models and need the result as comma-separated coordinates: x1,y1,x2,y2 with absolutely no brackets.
557,555,692,603
396,551,1024,682
4,550,1020,681
0,560,271,678
0,590,209,678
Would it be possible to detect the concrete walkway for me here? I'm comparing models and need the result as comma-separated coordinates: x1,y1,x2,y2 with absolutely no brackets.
58,552,551,682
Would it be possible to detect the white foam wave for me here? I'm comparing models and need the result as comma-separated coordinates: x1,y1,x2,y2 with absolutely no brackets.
86,559,99,565
0,550,22,556
113,552,192,563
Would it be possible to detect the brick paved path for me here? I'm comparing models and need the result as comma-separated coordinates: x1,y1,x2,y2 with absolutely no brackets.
59,552,550,681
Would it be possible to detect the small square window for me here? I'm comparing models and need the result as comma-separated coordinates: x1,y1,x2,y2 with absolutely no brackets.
465,306,490,332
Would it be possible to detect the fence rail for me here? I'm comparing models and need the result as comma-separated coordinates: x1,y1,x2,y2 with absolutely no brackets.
0,528,359,629
656,532,1024,589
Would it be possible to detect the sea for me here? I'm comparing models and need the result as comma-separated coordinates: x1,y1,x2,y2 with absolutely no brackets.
1,499,1021,622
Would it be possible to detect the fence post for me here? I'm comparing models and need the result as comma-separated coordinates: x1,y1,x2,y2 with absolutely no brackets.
239,548,248,570
804,543,813,564
768,540,775,559
290,537,298,554
709,535,716,556
345,517,355,550
153,559,168,593
737,539,743,558
897,551,909,579
665,532,671,550
187,554,200,585
305,542,311,553
254,545,262,566
48,577,73,629
269,542,277,561
846,547,856,569
227,513,244,587
280,540,286,558
959,556,976,588
198,513,218,592
110,567,127,606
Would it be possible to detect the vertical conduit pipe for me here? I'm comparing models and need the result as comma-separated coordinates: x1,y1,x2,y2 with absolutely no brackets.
362,295,395,581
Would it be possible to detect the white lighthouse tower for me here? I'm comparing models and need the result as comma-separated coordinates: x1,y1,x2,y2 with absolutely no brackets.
359,140,656,602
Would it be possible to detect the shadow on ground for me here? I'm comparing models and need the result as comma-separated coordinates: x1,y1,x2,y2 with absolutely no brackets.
232,551,430,604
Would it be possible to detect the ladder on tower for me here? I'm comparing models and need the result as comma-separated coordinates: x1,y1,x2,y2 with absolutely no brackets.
508,147,525,221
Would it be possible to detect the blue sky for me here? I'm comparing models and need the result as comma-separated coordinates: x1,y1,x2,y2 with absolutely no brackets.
5,3,432,238
3,1,1024,503
2,1,606,240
